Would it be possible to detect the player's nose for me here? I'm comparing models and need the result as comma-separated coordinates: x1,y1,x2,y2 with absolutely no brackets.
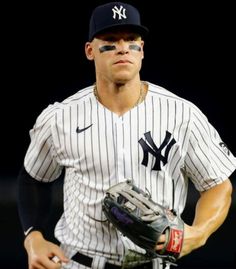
116,39,129,54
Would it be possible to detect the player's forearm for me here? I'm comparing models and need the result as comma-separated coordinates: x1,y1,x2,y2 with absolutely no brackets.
180,179,232,258
192,179,232,245
17,166,53,236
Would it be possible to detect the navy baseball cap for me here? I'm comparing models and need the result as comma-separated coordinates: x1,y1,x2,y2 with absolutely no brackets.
88,2,149,41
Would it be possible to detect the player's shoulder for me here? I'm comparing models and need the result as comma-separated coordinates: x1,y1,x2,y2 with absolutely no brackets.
35,85,94,124
60,85,94,106
147,81,204,114
147,81,187,102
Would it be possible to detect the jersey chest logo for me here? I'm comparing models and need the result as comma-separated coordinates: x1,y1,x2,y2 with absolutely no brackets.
138,131,176,171
76,124,93,134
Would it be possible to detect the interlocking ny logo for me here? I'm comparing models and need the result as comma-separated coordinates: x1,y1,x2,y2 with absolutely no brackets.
112,5,127,20
138,131,176,171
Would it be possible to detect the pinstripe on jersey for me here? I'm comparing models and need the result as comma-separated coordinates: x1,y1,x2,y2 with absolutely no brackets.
24,82,236,265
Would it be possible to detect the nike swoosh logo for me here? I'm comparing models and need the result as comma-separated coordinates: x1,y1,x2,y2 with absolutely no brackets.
76,124,93,133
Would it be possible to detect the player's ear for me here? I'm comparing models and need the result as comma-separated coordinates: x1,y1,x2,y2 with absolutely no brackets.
85,42,94,61
141,40,144,60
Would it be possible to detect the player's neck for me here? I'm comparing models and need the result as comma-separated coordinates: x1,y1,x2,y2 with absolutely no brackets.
94,81,148,116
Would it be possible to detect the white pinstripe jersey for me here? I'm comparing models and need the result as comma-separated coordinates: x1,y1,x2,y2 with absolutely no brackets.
24,82,236,264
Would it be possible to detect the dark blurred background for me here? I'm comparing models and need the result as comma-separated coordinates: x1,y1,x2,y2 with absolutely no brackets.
1,1,235,268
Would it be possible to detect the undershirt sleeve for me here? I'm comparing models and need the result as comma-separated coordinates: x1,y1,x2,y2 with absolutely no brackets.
17,166,54,236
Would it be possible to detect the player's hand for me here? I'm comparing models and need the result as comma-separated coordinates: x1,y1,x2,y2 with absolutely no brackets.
24,231,69,269
155,234,166,251
179,223,206,258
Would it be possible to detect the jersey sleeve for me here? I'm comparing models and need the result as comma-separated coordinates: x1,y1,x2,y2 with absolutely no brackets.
184,106,236,191
24,103,63,182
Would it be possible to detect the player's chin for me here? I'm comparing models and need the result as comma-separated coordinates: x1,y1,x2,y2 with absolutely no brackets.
112,72,136,84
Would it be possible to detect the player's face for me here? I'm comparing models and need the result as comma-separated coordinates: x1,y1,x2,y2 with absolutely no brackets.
85,31,144,84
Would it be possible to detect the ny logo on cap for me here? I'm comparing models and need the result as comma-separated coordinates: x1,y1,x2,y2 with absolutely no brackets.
112,5,127,20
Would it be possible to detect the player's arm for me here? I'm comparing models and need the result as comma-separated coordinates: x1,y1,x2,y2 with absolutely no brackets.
17,166,68,268
180,178,232,257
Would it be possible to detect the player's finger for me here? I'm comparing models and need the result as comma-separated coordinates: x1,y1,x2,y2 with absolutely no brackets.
50,259,62,269
51,248,69,264
51,256,61,264
29,261,45,269
158,234,166,243
30,261,55,269
155,234,166,251
155,244,165,251
33,255,63,269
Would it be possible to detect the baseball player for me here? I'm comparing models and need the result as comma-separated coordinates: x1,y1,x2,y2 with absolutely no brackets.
17,2,236,269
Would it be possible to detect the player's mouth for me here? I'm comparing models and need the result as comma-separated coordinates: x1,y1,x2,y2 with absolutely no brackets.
114,60,132,65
